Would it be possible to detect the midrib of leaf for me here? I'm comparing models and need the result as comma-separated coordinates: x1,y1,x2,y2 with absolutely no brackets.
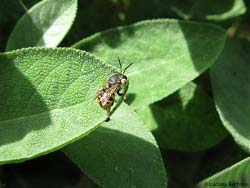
0,99,93,125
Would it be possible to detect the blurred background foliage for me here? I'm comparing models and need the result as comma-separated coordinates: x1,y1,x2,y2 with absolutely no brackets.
0,0,250,188
1,0,249,51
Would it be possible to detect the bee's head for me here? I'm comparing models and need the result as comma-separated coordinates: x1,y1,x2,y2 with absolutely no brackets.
107,58,132,88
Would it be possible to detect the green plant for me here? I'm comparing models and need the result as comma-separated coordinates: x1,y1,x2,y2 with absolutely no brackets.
0,0,250,188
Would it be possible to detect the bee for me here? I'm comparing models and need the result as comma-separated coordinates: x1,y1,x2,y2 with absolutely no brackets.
96,58,133,121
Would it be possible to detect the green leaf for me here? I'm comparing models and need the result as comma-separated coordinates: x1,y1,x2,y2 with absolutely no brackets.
73,19,226,109
64,103,167,188
137,82,227,151
210,38,250,152
0,47,113,164
197,157,250,188
6,0,78,51
167,0,246,21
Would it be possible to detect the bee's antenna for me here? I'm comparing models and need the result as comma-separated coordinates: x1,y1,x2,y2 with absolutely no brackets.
118,57,123,72
123,63,133,74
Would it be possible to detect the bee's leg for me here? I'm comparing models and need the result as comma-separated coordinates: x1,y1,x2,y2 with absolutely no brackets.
105,117,110,122
105,108,111,122
117,89,123,96
117,89,128,99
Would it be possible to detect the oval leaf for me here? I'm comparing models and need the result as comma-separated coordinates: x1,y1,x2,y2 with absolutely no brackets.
6,0,78,51
197,157,250,188
137,82,227,151
73,19,226,109
0,47,113,164
64,103,168,188
210,39,250,152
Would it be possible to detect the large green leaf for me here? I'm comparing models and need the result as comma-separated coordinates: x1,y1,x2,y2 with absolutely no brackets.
64,103,167,188
0,47,113,164
137,82,227,151
6,0,77,51
197,157,250,188
210,39,250,152
73,19,226,109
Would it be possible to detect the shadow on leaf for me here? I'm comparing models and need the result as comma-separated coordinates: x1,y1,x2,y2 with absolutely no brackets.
146,83,227,151
0,55,51,147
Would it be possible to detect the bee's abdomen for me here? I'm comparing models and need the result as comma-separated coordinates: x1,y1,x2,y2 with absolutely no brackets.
97,92,115,110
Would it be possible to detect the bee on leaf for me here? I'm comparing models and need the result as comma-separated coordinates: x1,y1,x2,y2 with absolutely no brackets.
96,58,133,121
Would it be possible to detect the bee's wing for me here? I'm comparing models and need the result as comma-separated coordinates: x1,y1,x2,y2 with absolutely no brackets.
93,82,109,101
106,83,120,97
96,88,104,98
